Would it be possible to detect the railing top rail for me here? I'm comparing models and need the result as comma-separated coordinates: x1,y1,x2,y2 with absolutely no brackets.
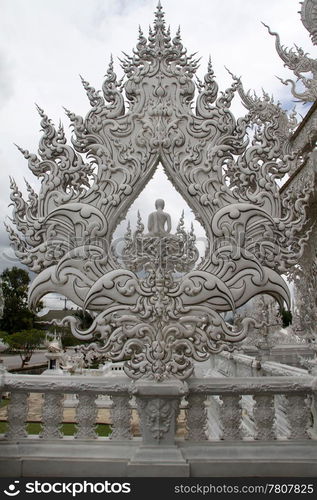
215,350,310,376
261,361,308,377
1,373,132,394
1,371,315,396
188,376,315,395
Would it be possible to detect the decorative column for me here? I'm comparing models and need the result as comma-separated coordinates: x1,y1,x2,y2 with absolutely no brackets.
291,259,316,342
5,392,29,440
75,393,97,439
127,379,189,477
253,394,275,440
309,360,317,438
0,282,7,373
220,394,242,440
40,392,64,439
110,395,132,440
287,393,310,440
185,393,207,441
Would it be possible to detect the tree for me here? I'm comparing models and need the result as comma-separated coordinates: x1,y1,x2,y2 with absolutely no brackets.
0,267,41,334
60,309,93,347
281,308,292,328
73,309,93,329
1,329,45,368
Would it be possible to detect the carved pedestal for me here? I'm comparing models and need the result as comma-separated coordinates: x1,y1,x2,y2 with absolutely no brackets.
128,379,189,477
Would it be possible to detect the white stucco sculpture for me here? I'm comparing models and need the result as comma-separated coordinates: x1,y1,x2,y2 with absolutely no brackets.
148,199,171,236
264,0,317,103
6,2,310,380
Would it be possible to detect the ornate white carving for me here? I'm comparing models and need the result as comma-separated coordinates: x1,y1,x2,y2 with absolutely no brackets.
75,393,97,439
301,0,317,46
185,393,207,441
137,397,179,442
286,394,310,440
40,392,63,439
220,394,242,440
60,348,85,374
264,21,317,103
273,394,292,439
1,371,315,444
121,206,199,273
253,394,275,440
110,395,132,440
6,3,310,380
5,392,29,440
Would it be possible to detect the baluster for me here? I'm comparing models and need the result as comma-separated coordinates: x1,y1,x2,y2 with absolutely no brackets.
253,394,275,440
310,393,317,438
220,394,242,440
186,393,207,440
40,393,64,439
206,395,223,440
75,393,97,439
110,395,132,440
241,395,256,439
6,392,29,439
274,394,290,439
287,393,310,440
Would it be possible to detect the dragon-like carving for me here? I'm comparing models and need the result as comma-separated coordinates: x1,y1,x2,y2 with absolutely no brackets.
6,3,309,380
263,21,317,103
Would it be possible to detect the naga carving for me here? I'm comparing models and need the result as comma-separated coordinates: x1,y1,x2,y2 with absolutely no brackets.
6,3,309,380
263,0,317,103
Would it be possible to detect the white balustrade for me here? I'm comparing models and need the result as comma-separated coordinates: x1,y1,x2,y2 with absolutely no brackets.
0,372,315,445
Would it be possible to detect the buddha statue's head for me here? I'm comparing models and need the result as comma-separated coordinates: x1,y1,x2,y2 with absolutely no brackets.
155,199,165,210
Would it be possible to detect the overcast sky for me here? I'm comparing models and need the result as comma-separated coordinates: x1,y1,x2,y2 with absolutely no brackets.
0,0,313,308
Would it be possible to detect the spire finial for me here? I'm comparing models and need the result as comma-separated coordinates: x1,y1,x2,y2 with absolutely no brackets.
35,103,45,118
154,0,165,29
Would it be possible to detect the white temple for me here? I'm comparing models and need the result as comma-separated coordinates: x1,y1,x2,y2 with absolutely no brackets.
1,0,317,478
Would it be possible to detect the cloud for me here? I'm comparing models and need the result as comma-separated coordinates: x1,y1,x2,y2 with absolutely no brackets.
0,51,13,108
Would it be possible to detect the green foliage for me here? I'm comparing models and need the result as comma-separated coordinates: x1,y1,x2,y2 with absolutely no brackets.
0,267,42,334
73,309,93,329
0,421,112,436
281,308,292,328
60,331,87,347
46,309,93,347
1,329,45,368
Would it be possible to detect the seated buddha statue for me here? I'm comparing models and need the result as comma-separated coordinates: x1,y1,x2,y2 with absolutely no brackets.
147,199,171,237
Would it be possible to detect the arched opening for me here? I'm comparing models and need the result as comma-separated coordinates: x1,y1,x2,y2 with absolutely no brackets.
112,164,207,268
